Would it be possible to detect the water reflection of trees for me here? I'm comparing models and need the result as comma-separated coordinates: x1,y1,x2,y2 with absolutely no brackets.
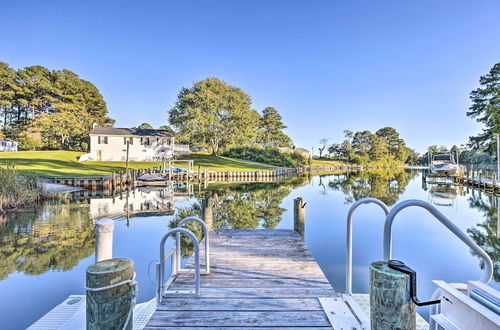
327,168,417,205
169,175,311,255
0,202,94,280
466,193,500,282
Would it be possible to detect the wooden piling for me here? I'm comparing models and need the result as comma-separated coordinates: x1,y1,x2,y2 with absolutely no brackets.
370,261,415,330
293,197,306,238
94,219,114,262
201,196,214,230
86,258,135,330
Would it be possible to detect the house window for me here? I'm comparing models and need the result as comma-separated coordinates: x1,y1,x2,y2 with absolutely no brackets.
98,136,108,144
124,137,134,145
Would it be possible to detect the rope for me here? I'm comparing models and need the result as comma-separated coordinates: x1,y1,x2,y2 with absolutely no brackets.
85,272,138,330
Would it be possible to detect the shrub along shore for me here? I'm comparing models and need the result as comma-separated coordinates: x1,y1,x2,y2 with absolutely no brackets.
0,168,67,212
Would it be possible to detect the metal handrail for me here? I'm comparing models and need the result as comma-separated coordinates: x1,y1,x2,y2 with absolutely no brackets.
157,228,200,303
176,216,210,274
346,197,390,295
382,199,494,329
383,199,493,283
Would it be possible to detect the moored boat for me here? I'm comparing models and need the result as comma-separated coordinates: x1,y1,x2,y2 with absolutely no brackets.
430,153,462,177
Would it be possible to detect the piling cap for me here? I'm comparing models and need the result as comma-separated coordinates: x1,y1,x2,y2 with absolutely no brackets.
95,219,115,232
370,261,408,278
87,258,133,275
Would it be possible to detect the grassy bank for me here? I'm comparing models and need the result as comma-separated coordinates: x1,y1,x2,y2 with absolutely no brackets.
310,158,404,167
0,151,278,178
310,159,346,167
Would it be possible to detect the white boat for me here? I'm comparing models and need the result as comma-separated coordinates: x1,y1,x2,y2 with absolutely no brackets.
430,153,462,177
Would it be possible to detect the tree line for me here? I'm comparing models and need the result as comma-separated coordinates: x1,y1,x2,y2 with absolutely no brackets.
168,77,292,155
321,127,419,165
467,62,500,155
0,61,113,150
418,62,499,166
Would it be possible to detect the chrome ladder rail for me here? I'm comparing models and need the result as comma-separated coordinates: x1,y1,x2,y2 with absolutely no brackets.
382,199,494,329
157,227,200,304
346,197,390,295
175,216,210,274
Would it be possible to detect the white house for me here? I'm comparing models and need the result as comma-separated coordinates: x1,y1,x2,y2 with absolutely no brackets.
81,127,177,161
0,139,18,152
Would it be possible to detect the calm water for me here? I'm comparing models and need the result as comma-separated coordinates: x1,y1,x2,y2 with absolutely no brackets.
0,169,498,329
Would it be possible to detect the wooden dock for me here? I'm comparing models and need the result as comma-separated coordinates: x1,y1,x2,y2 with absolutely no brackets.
423,168,500,193
146,229,346,329
51,165,381,191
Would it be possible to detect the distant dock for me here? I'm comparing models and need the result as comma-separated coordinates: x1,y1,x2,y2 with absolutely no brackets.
52,164,394,191
423,167,500,193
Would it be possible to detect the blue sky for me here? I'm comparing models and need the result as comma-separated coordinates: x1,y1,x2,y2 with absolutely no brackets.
1,0,499,153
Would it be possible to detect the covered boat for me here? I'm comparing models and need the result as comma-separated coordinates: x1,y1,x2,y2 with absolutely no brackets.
429,153,461,177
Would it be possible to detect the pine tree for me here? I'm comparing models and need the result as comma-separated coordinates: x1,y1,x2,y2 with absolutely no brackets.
258,107,292,147
467,63,500,154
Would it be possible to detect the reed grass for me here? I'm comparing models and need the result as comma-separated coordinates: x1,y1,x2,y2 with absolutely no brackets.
0,167,66,212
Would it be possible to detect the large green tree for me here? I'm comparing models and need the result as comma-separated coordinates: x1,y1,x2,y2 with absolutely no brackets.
258,106,292,147
137,123,153,129
0,61,114,150
0,62,17,134
467,63,500,154
328,128,412,165
168,77,259,155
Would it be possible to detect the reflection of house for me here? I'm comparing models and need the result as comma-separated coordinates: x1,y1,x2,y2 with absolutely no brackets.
82,127,185,161
89,187,191,219
277,146,310,158
0,139,18,152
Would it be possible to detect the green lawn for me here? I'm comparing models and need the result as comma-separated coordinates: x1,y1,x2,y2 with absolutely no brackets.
0,151,278,178
310,159,346,167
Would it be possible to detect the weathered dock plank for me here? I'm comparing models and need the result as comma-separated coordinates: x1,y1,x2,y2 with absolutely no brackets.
171,277,331,288
146,229,339,328
147,311,331,327
155,298,324,311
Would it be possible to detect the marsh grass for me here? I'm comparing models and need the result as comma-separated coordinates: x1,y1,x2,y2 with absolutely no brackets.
0,167,67,212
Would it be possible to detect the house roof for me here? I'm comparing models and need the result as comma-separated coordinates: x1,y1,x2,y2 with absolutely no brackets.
90,127,174,137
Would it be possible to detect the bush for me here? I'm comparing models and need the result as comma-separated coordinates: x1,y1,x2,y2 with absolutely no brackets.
0,167,65,212
18,136,42,151
223,147,307,167
0,168,41,211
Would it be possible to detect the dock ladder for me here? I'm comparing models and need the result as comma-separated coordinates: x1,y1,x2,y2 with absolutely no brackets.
345,197,496,329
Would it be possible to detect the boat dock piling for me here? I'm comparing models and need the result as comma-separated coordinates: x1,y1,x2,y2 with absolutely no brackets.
52,164,392,192
294,196,306,238
423,166,500,193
